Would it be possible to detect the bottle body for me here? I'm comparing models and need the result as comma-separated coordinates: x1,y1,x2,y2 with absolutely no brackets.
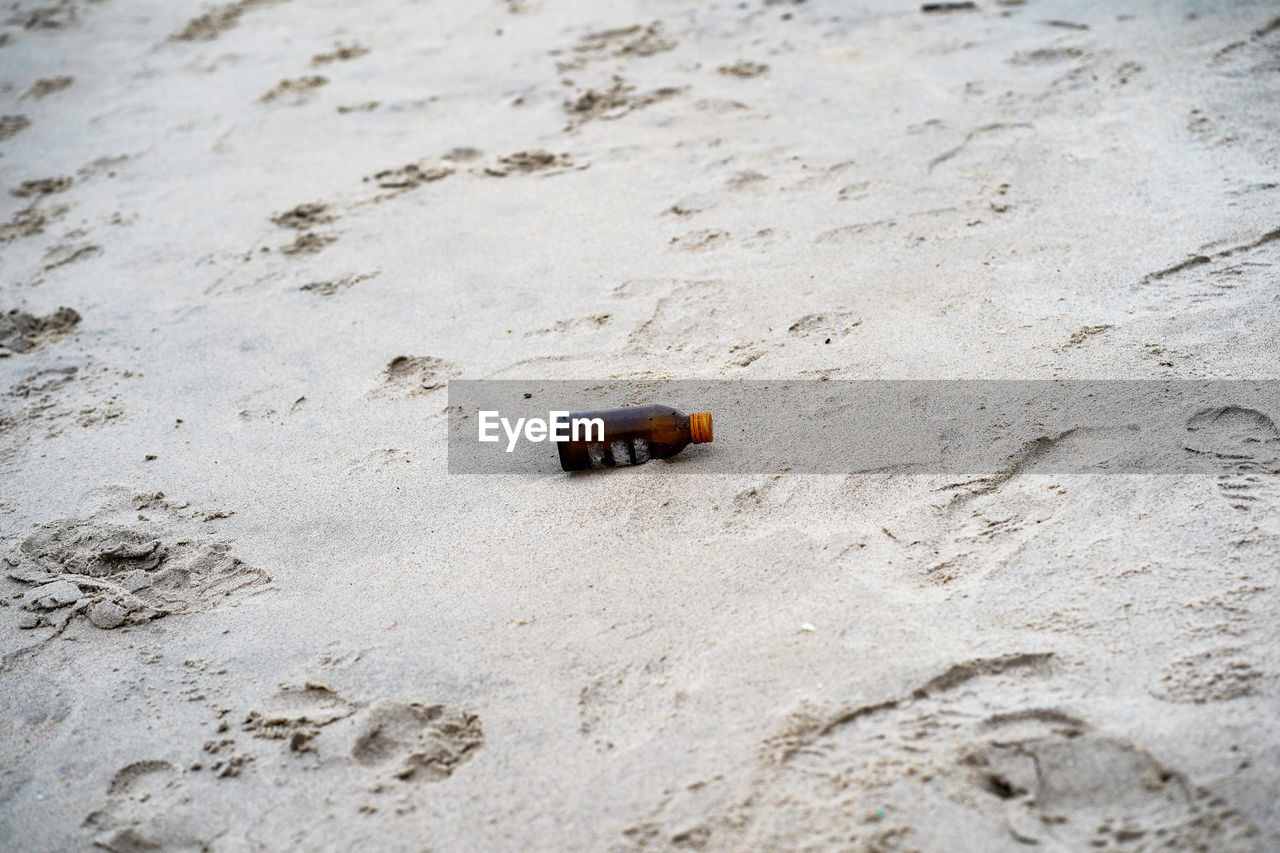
556,404,712,471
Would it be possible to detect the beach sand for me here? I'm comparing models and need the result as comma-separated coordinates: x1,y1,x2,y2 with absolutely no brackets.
1,0,1278,849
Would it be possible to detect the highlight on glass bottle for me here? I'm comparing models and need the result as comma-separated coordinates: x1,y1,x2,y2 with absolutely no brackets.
556,404,713,471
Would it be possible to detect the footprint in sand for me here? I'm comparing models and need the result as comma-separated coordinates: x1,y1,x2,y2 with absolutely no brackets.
964,713,1258,849
1185,406,1280,512
242,681,356,753
351,699,484,784
5,489,269,633
622,653,1258,850
84,760,226,852
369,355,458,399
0,306,80,355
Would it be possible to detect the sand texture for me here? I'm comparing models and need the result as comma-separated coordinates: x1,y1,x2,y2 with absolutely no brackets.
1,0,1279,850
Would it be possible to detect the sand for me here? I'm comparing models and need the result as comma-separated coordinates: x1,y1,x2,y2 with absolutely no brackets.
1,0,1278,849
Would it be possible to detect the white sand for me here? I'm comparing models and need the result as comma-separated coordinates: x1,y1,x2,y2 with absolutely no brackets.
1,0,1278,849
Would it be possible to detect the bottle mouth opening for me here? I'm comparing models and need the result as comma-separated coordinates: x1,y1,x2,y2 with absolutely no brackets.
690,411,713,443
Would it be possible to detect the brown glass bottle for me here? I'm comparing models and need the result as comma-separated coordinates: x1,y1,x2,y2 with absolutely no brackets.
556,405,712,471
